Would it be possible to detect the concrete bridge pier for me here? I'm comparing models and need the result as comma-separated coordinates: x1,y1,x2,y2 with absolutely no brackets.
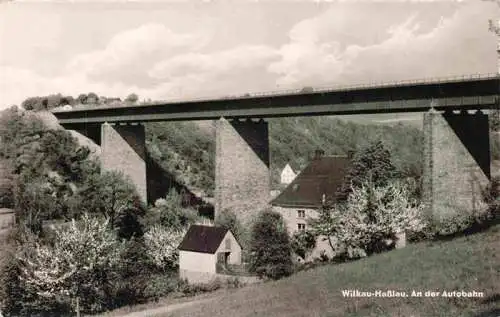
215,117,271,224
101,122,148,204
422,109,491,233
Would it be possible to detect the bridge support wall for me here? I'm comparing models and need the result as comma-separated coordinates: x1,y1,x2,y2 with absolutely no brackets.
422,110,491,233
215,118,270,224
101,123,148,204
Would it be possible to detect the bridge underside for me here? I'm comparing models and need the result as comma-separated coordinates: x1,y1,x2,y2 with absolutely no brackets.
63,106,495,230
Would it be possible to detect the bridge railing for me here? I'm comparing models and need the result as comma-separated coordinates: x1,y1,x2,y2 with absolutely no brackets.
156,73,499,102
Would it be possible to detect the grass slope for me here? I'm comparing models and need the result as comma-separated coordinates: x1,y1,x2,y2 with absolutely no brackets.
162,226,500,317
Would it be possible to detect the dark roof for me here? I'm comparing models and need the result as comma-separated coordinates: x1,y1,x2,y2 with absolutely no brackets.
271,156,351,208
178,225,232,254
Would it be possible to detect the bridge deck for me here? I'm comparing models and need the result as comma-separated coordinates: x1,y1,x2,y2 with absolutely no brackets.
52,74,500,125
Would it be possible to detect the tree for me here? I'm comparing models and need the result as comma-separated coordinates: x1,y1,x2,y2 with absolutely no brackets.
77,94,88,105
0,158,14,208
143,225,186,271
12,130,94,231
336,140,399,203
13,174,62,236
69,170,145,239
311,180,426,259
20,94,74,111
16,214,125,314
86,92,99,105
21,97,43,111
125,93,139,104
248,210,293,280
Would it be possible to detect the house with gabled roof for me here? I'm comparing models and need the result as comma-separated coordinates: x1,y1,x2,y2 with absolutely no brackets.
178,224,242,284
271,150,352,261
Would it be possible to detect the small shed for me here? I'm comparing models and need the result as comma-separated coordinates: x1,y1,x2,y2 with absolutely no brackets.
178,225,242,284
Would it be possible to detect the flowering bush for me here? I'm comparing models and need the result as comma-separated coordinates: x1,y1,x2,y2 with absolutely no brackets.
311,180,427,259
143,225,186,271
16,213,125,314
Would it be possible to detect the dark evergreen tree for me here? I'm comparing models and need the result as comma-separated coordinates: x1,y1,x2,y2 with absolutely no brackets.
248,209,293,280
336,140,399,203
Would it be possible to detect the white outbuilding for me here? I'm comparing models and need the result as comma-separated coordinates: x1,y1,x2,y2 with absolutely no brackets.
178,225,242,284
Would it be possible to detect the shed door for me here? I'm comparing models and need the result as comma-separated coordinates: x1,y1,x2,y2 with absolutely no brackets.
217,252,229,265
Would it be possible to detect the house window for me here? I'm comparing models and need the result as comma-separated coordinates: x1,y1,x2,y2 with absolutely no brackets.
297,210,305,218
298,223,306,231
225,238,231,249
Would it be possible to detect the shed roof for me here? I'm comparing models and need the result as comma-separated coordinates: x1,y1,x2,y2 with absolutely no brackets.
271,156,351,208
178,225,235,254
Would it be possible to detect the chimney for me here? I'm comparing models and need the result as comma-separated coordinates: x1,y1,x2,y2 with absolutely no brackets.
313,149,325,160
347,150,355,159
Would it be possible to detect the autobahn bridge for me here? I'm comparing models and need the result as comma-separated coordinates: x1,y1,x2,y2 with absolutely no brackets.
52,74,500,225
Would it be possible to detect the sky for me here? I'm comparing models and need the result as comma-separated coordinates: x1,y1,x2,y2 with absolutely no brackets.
1,0,499,124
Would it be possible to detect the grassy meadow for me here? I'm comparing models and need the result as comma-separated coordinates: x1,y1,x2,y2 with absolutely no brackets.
156,225,500,317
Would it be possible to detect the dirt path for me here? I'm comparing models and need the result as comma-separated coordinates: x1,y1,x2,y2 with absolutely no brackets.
113,297,214,317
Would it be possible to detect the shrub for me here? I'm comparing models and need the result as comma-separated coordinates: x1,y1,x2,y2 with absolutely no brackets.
143,274,180,301
482,176,500,218
0,250,27,316
105,238,155,307
290,230,316,260
224,277,244,289
143,225,186,271
430,177,495,236
16,213,125,315
248,210,293,280
178,278,222,296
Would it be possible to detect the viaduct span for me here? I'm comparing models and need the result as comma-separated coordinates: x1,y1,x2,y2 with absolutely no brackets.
52,74,500,226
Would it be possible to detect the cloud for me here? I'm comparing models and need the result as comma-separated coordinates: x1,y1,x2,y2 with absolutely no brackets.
0,66,147,107
147,45,280,97
0,23,279,108
1,2,497,110
67,23,209,79
149,45,279,79
268,2,497,88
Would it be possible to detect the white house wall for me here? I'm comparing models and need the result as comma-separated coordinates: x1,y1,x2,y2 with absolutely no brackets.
272,206,336,261
215,231,242,265
179,250,215,274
